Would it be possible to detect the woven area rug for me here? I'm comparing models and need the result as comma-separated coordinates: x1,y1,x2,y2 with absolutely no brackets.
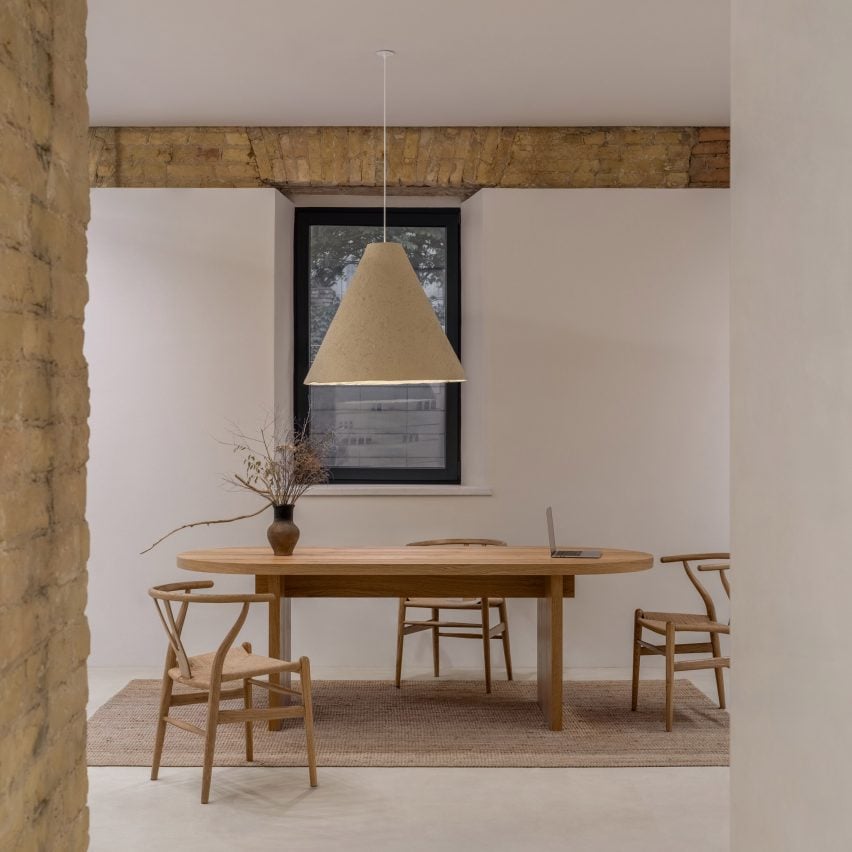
87,678,728,768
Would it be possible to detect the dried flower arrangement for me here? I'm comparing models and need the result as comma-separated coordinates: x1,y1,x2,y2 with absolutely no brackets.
226,418,332,507
142,417,332,555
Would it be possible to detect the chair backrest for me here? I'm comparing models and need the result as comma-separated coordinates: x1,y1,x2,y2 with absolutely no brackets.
659,553,731,623
148,581,273,679
406,538,508,547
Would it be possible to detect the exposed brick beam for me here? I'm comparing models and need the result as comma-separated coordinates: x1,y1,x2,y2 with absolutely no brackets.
89,126,729,195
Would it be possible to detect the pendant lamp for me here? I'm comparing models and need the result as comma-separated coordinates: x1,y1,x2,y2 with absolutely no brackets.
304,50,466,386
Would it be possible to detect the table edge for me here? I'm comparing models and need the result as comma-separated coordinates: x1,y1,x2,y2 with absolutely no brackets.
176,548,654,576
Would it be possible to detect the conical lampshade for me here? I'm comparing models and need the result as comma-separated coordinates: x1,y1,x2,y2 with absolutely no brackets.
304,242,466,385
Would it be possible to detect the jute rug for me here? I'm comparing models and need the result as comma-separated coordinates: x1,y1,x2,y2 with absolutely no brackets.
87,679,728,768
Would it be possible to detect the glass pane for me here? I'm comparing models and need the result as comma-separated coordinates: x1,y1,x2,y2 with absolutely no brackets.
308,224,448,469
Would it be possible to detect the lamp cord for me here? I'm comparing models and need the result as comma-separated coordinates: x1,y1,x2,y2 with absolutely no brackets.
382,50,387,242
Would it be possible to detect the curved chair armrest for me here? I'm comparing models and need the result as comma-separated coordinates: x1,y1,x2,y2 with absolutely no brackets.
659,554,732,616
177,592,276,604
660,552,730,564
149,582,275,604
151,580,215,593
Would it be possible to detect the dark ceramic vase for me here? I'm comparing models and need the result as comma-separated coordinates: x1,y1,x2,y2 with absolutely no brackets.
267,504,299,555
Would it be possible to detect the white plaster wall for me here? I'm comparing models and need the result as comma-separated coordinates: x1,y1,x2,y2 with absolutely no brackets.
289,189,730,672
86,187,730,675
731,3,852,849
86,189,278,665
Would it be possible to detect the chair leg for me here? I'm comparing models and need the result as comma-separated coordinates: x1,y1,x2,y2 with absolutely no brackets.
498,601,513,681
665,622,675,732
150,671,174,780
201,681,221,804
243,679,254,762
710,632,727,709
631,609,642,711
431,607,440,677
395,598,406,688
481,598,492,694
300,657,318,788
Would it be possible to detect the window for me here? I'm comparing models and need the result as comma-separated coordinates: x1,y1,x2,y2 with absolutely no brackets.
294,208,461,484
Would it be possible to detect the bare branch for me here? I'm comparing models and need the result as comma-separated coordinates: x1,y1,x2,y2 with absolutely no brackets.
140,502,271,555
230,473,274,501
143,411,332,556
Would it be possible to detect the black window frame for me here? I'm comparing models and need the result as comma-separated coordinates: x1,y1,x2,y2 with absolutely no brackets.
293,207,462,485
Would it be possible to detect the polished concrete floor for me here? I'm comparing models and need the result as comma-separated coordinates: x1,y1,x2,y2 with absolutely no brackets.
87,666,730,852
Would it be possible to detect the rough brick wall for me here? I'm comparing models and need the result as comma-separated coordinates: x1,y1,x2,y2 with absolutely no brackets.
89,125,730,194
689,127,730,186
0,1,90,849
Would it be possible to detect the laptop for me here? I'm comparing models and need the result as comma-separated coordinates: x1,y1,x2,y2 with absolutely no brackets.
546,507,602,559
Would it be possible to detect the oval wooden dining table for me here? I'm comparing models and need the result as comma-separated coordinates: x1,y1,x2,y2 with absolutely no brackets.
177,546,652,731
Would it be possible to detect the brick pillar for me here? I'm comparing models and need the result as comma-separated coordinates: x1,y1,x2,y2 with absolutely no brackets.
0,0,90,848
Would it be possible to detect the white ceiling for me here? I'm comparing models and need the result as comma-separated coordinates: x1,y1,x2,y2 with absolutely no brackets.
87,0,729,127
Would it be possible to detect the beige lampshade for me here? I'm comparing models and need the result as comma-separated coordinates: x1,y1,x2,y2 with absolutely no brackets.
304,241,466,385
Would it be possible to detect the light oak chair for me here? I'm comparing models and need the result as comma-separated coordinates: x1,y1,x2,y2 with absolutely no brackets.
148,580,318,803
631,553,731,731
395,539,512,693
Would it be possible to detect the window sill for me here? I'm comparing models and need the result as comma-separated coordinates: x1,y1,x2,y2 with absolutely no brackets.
302,484,493,497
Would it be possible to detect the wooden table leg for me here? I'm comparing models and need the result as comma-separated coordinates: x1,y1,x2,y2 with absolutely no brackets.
281,589,292,694
265,575,291,731
536,575,564,731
